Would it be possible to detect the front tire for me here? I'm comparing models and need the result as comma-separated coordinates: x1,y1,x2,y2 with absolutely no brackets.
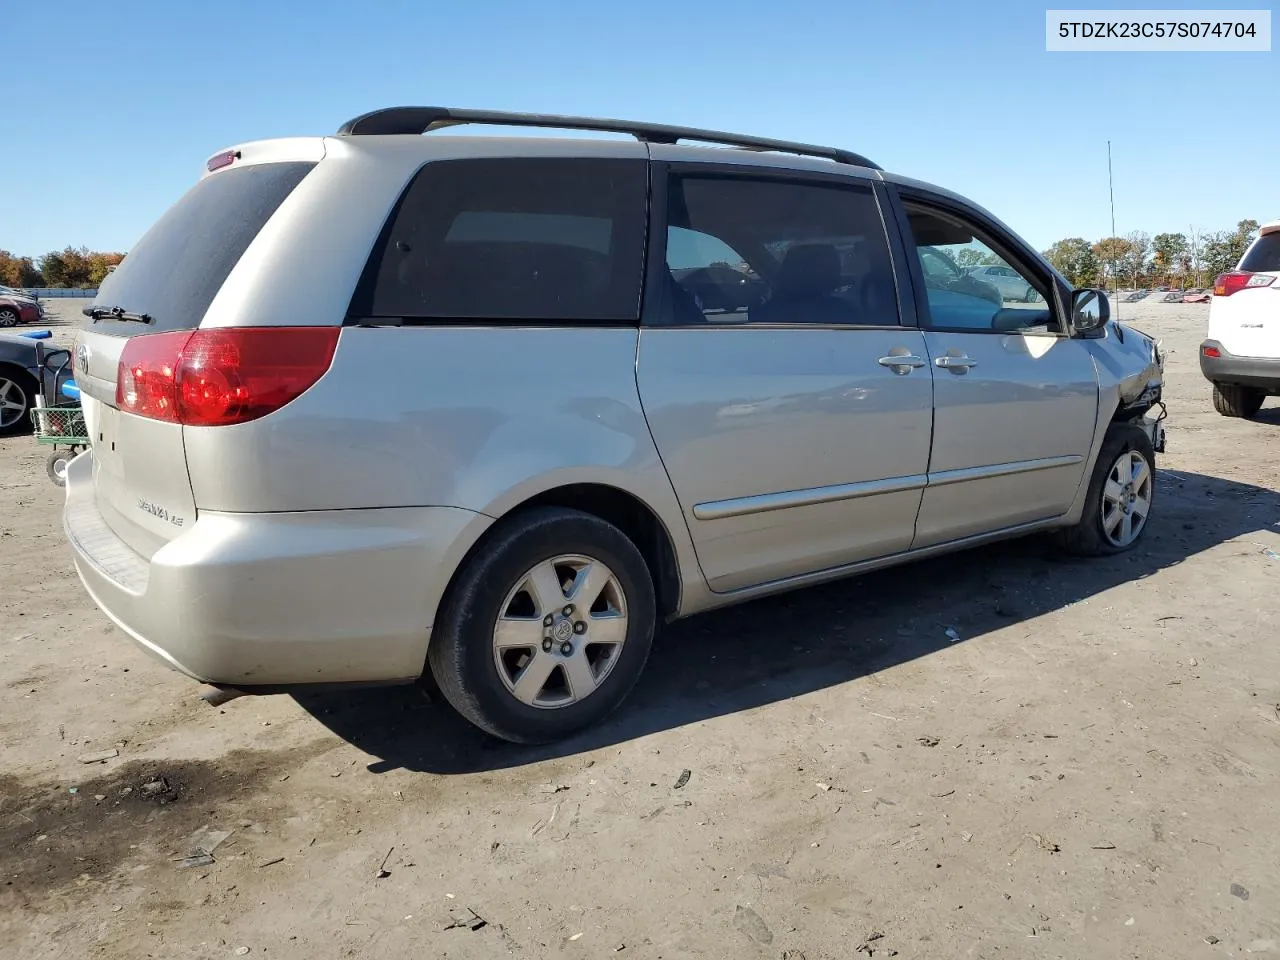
428,507,656,743
0,308,18,328
1056,422,1155,556
1212,382,1265,419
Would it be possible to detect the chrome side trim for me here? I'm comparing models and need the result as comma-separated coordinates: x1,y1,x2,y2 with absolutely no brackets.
692,473,929,521
927,455,1083,488
691,455,1081,522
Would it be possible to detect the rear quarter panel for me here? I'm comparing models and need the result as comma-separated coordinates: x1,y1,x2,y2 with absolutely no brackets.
182,326,705,606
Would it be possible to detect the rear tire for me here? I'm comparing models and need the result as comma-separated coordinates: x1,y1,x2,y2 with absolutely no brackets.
1212,382,1265,419
427,506,656,743
1056,422,1155,557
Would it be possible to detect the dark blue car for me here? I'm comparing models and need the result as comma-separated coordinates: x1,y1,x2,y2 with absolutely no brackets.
0,331,74,436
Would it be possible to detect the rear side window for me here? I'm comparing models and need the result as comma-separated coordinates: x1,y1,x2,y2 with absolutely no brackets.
351,158,648,323
659,175,899,326
92,162,315,334
1240,233,1280,273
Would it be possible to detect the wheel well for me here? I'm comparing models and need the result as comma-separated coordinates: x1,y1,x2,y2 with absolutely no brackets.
513,484,683,619
0,362,37,391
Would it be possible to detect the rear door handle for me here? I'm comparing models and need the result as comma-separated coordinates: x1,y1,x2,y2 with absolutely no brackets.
877,354,926,375
935,355,978,372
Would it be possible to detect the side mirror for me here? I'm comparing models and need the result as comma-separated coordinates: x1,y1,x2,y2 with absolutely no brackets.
1070,288,1110,334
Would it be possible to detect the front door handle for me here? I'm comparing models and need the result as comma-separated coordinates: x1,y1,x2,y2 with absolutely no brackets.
935,355,978,373
877,354,926,375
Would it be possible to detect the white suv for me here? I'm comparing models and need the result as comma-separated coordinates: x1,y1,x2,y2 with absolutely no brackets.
1201,220,1280,417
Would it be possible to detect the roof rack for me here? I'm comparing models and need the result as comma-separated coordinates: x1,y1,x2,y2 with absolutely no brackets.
335,106,880,170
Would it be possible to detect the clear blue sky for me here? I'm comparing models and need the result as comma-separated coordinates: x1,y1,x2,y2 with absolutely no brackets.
3,0,1275,258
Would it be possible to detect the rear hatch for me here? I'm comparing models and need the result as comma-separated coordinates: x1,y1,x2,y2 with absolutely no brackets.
75,154,319,559
1214,224,1280,358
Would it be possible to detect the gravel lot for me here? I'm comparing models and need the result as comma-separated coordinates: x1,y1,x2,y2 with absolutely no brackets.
2,299,1279,959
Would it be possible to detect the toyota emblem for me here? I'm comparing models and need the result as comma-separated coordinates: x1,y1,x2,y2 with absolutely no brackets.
75,342,90,376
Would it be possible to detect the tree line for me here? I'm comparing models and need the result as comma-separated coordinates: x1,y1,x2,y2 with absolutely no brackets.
1043,220,1259,290
0,247,126,289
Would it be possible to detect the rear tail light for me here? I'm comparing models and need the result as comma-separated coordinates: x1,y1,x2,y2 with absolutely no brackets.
1213,271,1276,297
117,328,339,426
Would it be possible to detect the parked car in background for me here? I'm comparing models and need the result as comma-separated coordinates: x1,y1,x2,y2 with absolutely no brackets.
963,263,1040,302
0,292,43,328
1182,289,1211,304
64,106,1167,743
918,247,1003,307
0,330,72,435
0,285,40,301
1201,218,1280,417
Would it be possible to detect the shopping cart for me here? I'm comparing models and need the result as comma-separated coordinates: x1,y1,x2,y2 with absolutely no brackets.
28,335,88,487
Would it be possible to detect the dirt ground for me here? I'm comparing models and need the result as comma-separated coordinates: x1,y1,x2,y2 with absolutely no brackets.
2,298,1279,960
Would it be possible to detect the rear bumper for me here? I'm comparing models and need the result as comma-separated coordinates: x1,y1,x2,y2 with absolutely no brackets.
1200,340,1280,392
63,451,491,686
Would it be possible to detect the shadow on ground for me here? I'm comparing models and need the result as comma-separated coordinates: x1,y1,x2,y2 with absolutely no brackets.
295,469,1280,775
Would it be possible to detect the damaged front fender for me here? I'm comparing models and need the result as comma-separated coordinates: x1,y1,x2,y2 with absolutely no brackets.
1089,319,1165,418
1062,319,1168,524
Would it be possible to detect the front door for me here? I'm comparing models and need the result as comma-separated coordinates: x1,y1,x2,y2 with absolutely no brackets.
897,195,1099,547
637,168,933,592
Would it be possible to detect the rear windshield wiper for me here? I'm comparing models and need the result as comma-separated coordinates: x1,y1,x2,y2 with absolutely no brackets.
83,305,154,324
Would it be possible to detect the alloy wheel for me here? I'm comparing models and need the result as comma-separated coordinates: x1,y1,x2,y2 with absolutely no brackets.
492,554,629,709
0,377,29,429
1100,449,1153,547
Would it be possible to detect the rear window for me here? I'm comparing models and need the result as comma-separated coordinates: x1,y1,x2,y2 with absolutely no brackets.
91,161,315,334
349,158,648,323
1240,233,1280,273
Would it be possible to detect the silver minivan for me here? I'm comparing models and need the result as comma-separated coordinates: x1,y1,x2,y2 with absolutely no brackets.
65,107,1166,742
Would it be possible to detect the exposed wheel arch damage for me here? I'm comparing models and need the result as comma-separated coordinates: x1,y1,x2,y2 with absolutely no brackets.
1065,320,1166,525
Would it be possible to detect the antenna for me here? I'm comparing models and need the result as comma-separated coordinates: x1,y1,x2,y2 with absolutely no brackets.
1108,140,1120,319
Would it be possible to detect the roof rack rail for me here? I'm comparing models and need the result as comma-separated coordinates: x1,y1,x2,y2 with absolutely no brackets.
335,106,880,170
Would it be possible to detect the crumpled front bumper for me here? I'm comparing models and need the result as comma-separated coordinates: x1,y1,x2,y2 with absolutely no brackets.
1140,412,1167,454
